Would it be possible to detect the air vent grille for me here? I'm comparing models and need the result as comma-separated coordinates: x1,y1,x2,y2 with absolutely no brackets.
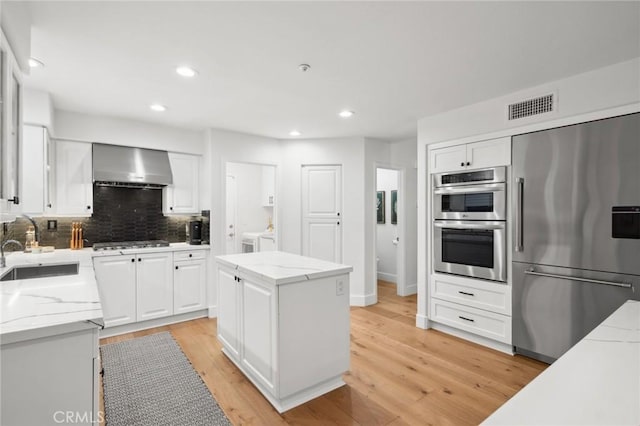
508,94,554,120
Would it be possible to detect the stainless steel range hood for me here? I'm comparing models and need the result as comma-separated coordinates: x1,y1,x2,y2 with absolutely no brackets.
93,144,173,188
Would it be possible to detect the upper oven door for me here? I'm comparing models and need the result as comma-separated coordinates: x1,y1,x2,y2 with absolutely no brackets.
434,183,506,220
434,220,507,282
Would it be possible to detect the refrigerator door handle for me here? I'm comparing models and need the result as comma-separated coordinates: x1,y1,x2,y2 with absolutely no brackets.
524,268,632,289
515,178,524,252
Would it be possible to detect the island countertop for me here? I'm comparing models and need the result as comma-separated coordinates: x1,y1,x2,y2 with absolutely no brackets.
0,249,103,342
215,251,353,285
482,299,640,426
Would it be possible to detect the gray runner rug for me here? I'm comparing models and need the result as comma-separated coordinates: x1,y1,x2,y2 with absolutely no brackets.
100,332,231,426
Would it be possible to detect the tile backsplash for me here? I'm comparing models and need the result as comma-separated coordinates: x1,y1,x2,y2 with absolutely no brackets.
1,185,206,250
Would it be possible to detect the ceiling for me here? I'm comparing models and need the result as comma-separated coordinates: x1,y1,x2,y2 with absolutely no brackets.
23,1,640,141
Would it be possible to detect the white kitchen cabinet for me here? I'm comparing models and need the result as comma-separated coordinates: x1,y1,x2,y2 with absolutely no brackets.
21,125,55,215
55,140,93,216
0,45,23,221
136,252,174,321
261,165,275,207
1,325,100,426
93,255,137,327
216,254,351,412
259,235,276,251
217,267,241,359
174,257,207,314
164,152,199,214
429,137,511,173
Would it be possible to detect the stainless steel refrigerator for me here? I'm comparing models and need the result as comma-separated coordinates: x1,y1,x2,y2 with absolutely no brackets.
512,112,640,363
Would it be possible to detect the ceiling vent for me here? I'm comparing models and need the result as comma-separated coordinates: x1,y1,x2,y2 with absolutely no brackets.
508,94,554,121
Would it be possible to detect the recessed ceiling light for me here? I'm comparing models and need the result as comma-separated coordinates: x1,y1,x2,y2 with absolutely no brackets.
176,66,197,78
339,110,355,118
150,104,167,112
289,130,301,137
28,58,45,68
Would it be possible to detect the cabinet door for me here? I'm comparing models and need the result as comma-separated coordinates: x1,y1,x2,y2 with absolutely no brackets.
136,252,173,321
465,137,511,170
21,125,45,215
55,140,93,216
259,236,276,252
173,259,206,314
217,267,241,359
302,218,342,263
429,145,467,173
164,153,199,214
301,165,341,218
93,255,137,327
241,277,277,395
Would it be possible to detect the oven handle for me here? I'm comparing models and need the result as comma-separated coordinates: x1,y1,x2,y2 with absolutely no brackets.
433,183,505,195
433,221,505,230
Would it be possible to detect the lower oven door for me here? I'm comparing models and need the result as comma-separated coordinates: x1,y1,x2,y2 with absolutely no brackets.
434,220,506,282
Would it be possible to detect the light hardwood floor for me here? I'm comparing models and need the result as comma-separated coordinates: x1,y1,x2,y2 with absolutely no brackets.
100,281,547,425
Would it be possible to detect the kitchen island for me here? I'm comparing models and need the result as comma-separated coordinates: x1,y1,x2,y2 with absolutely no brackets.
0,249,103,426
482,300,640,425
216,251,353,413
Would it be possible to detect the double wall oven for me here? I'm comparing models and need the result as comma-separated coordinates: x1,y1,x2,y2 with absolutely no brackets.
433,167,507,282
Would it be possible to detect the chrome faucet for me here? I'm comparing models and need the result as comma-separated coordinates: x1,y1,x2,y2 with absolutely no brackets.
21,214,40,245
1,240,23,268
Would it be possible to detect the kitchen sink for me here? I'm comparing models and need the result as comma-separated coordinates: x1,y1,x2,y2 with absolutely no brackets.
0,262,79,282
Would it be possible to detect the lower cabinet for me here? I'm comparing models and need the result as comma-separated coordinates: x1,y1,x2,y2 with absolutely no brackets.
0,325,100,426
174,258,207,314
92,255,137,327
136,252,173,321
217,263,350,412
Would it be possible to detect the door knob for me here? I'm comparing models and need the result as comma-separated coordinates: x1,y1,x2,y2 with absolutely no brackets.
228,233,235,237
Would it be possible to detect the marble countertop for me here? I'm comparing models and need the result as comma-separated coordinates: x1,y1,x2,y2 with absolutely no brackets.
0,249,103,342
482,300,640,426
216,251,353,285
91,242,210,257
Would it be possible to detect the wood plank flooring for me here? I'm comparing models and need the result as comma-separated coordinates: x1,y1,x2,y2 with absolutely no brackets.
99,280,547,425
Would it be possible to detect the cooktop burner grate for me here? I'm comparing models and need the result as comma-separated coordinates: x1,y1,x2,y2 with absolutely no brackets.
92,240,170,251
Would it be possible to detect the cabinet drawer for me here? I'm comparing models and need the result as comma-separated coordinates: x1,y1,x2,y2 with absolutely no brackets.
174,250,206,261
430,275,510,315
430,298,511,344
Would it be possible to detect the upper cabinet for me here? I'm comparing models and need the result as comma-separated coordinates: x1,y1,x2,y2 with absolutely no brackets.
55,140,93,216
0,44,23,221
163,152,200,215
261,166,275,207
429,137,511,174
21,125,55,216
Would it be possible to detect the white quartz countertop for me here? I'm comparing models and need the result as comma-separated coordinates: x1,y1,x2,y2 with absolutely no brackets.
216,251,353,285
91,242,210,257
482,300,640,426
0,249,103,341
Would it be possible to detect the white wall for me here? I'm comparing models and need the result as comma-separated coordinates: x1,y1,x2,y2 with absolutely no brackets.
0,1,31,72
416,58,640,328
24,88,54,130
376,168,398,283
54,110,206,155
226,162,272,252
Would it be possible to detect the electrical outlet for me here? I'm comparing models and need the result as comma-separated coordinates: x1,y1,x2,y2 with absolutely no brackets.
47,220,58,231
336,279,344,296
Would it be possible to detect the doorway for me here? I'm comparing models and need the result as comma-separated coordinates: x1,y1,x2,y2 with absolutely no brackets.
375,167,405,296
225,162,277,254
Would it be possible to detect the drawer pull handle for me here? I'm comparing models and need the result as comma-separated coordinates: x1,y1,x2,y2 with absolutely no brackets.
459,316,475,322
458,291,475,296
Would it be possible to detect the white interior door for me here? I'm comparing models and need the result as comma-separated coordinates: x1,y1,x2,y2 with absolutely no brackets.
301,165,342,263
226,174,237,254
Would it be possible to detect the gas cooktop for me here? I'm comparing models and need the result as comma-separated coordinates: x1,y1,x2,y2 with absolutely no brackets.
92,240,170,251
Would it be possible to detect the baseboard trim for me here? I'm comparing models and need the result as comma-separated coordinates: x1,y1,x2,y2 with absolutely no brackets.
429,321,514,355
350,293,377,307
398,283,417,296
99,310,208,338
377,272,397,283
208,305,217,318
416,313,430,329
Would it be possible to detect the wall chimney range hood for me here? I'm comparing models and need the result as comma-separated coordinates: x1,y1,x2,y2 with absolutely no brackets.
93,144,173,189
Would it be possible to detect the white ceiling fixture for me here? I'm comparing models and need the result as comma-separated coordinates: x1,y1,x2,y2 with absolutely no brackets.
28,58,45,68
289,130,301,137
150,104,167,112
176,66,197,78
23,2,640,140
338,110,354,119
